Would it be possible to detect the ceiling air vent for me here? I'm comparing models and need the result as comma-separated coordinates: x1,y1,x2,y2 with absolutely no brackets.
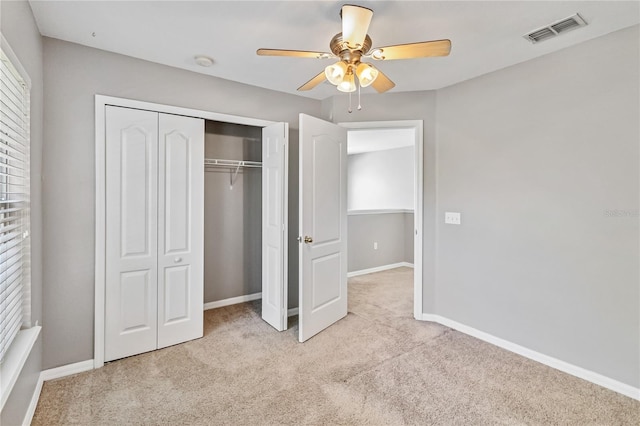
524,13,587,44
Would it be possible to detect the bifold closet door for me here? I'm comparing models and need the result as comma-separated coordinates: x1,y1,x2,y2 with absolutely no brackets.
157,113,204,349
261,122,289,331
105,106,204,362
105,106,159,362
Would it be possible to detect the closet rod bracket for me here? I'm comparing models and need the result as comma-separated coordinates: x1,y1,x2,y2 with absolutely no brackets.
230,162,242,190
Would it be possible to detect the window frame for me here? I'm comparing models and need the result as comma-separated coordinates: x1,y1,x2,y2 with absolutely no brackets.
0,34,37,412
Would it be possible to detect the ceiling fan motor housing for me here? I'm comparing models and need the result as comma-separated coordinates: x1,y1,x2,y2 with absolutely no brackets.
330,33,372,64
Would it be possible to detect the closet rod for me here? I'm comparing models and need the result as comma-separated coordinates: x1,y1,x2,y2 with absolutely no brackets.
204,158,262,169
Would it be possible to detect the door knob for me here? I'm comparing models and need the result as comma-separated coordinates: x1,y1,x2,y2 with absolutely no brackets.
174,257,182,263
304,236,313,244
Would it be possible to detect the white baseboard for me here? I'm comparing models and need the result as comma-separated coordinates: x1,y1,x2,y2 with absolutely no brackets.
204,293,262,311
419,314,640,401
40,359,94,382
204,293,297,318
348,262,414,278
24,359,95,425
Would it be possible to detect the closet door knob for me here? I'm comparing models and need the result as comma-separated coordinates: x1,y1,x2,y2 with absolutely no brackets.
304,236,313,244
174,257,182,263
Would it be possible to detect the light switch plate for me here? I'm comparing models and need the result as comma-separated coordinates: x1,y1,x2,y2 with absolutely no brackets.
445,212,461,225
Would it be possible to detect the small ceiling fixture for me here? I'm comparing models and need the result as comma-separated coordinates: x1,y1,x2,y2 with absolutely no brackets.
194,55,214,67
257,4,451,112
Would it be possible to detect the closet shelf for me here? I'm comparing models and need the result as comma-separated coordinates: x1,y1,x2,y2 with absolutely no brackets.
205,158,261,190
204,158,262,169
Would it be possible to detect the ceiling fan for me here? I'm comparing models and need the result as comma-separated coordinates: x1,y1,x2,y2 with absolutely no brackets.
257,4,451,94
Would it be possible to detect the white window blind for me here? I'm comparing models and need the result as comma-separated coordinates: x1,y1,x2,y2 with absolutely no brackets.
0,42,31,363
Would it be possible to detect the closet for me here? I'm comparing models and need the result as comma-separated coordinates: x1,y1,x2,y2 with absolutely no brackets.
202,120,288,331
203,121,262,306
104,106,204,362
98,98,358,360
100,101,289,363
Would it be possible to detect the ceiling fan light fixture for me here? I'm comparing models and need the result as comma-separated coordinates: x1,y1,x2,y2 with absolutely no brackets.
341,5,374,49
325,61,348,85
356,63,379,87
337,72,356,93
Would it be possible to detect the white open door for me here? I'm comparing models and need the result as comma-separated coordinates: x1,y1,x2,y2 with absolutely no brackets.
261,122,289,331
157,113,204,349
298,114,348,342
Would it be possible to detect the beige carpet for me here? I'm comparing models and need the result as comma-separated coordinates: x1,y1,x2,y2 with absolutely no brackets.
32,267,639,425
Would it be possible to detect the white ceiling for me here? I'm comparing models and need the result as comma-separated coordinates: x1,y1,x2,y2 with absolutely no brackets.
348,128,414,154
28,1,639,100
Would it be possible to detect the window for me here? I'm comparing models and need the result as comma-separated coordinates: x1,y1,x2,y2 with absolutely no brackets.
0,40,31,363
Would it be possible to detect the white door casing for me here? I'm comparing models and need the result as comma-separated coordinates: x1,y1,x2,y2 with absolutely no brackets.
298,114,348,343
261,123,289,331
105,106,159,361
157,113,204,349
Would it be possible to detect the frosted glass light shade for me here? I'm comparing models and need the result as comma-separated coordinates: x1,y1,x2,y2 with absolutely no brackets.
356,63,379,87
337,73,356,92
325,61,347,85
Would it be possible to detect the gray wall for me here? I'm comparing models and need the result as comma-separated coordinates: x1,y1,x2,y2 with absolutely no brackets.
348,212,414,272
404,213,414,264
347,146,416,273
287,130,300,310
326,25,639,388
41,37,320,369
348,146,414,210
204,122,262,302
0,1,44,423
435,25,639,387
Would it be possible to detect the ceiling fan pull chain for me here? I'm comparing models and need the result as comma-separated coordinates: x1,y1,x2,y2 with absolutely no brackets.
348,91,353,113
357,82,362,111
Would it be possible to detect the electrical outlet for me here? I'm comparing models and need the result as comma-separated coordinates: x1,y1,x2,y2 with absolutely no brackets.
373,242,378,250
445,212,461,225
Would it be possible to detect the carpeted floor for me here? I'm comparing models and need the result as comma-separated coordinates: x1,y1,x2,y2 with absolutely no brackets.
32,267,639,425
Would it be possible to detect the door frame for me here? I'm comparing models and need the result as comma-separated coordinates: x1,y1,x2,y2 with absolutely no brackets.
94,95,276,368
339,120,424,319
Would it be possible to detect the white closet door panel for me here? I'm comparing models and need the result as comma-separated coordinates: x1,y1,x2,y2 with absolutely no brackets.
119,270,153,329
261,122,289,331
105,106,158,362
157,113,204,349
163,133,189,253
163,265,190,322
298,114,347,343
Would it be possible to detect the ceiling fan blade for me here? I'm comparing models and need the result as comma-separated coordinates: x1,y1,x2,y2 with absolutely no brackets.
371,39,451,60
298,71,327,91
257,49,333,59
370,69,395,93
341,5,373,49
